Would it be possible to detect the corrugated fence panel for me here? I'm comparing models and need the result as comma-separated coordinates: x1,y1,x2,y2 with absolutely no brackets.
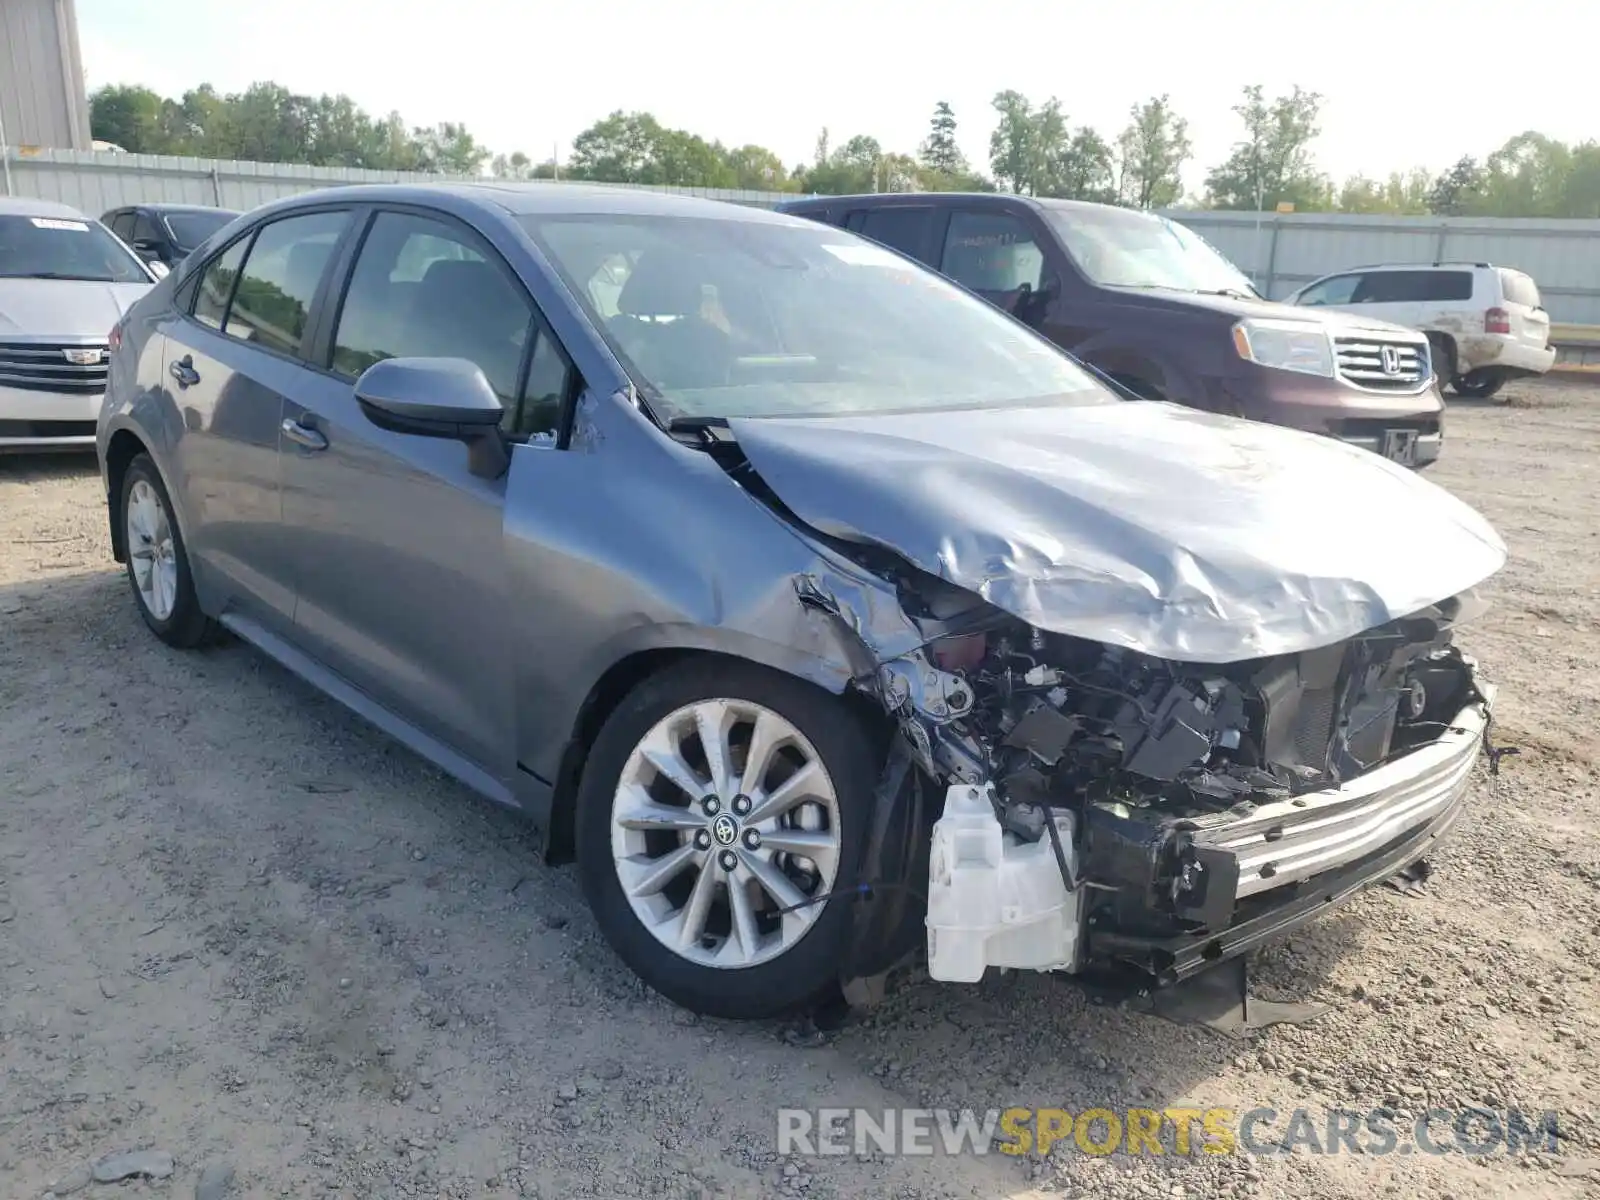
5,151,1600,321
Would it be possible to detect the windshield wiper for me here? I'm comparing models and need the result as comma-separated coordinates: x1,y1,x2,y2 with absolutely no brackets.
1194,287,1259,300
0,271,119,282
667,415,735,444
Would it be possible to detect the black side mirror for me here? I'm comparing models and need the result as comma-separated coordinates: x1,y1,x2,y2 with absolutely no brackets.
355,357,509,479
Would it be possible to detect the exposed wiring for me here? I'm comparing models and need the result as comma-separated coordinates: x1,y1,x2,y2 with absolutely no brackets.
773,880,927,917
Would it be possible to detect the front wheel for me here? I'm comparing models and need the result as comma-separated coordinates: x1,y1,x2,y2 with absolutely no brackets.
575,658,879,1019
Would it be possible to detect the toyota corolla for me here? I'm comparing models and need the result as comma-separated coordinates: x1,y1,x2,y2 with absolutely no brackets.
97,183,1506,1019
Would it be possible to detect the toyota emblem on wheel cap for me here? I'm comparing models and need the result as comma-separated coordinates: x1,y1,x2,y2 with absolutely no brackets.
710,813,739,846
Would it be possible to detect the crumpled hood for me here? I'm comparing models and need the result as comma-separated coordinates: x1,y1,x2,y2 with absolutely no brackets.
0,279,152,337
727,401,1507,663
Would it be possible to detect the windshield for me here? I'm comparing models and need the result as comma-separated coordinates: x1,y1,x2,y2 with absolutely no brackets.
520,213,1113,421
164,211,236,251
0,213,151,283
1043,205,1258,297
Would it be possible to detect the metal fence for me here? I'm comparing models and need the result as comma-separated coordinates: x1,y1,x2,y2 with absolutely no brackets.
6,146,1600,330
0,146,795,214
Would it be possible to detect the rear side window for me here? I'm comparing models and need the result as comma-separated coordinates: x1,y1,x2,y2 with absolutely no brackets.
1499,269,1541,308
1351,269,1473,303
854,207,935,262
224,211,351,357
1418,271,1473,301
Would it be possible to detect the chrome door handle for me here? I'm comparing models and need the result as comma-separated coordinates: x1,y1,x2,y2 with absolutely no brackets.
168,357,200,388
281,417,328,451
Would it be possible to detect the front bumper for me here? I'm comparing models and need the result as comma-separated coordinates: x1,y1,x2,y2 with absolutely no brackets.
1212,365,1445,468
0,383,101,453
1090,682,1494,983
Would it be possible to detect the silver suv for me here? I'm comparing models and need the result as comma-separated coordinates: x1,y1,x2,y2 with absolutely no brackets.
1287,262,1554,399
0,196,156,453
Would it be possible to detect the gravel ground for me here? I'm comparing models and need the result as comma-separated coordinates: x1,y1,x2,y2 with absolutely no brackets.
2,378,1598,1199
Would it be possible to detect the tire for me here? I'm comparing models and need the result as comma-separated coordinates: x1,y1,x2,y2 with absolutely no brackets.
1452,374,1504,400
120,453,216,648
1427,335,1457,390
575,657,880,1019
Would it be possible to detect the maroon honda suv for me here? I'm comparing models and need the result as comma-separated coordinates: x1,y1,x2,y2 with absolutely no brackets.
779,193,1444,468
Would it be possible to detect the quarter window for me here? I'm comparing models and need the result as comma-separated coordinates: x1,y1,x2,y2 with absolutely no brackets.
192,238,248,331
330,210,573,441
224,211,350,356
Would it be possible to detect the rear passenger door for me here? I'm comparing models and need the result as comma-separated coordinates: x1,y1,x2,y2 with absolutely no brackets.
278,206,576,784
160,207,354,637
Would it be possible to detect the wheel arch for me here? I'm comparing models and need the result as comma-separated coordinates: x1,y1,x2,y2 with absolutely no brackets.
540,643,887,865
104,426,154,563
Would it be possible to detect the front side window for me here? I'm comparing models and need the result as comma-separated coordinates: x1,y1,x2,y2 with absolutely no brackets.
1045,204,1258,297
224,210,350,357
941,211,1046,294
192,237,248,330
0,213,150,283
1296,274,1361,306
523,213,1110,422
331,211,569,440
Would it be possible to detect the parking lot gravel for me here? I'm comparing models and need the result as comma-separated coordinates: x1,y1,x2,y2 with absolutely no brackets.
3,378,1598,1199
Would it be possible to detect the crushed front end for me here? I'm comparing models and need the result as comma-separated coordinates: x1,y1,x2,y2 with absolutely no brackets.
858,578,1496,988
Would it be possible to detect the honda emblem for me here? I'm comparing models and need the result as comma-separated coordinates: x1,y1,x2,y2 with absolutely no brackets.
1379,345,1402,376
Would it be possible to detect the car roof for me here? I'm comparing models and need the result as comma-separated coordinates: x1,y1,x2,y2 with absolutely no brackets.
779,192,1145,221
0,195,92,220
252,181,810,226
134,203,242,215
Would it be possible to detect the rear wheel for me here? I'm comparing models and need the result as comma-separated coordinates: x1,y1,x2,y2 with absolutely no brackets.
1452,372,1504,400
575,658,878,1019
120,454,216,648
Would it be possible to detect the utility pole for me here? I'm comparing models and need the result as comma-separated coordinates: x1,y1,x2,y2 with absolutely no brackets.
552,142,560,181
0,97,11,195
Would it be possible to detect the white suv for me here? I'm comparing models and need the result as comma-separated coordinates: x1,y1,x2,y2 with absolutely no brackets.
1286,262,1554,399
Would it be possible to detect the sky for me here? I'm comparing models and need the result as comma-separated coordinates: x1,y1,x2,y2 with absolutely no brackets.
74,0,1591,192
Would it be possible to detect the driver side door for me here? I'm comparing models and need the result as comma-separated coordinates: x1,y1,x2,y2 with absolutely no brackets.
278,206,576,792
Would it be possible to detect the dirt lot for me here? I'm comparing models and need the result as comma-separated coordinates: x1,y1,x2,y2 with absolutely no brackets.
3,379,1598,1200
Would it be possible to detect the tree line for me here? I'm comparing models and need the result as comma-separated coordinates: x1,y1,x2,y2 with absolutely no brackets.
88,81,1600,219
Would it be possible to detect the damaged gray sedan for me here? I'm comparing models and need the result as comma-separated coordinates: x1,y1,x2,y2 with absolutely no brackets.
97,184,1508,1020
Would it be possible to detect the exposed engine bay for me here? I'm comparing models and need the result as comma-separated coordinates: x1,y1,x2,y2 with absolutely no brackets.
852,569,1490,983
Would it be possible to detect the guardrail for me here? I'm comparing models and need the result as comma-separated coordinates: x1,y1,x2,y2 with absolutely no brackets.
1551,324,1600,371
